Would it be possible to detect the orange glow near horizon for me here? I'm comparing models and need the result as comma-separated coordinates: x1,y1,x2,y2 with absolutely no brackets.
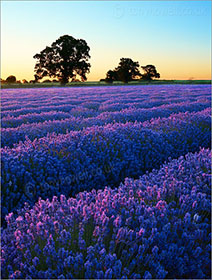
1,44,211,82
1,56,211,82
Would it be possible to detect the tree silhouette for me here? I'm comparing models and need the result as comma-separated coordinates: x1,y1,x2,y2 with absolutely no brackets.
104,58,141,83
33,35,91,85
6,75,16,83
105,70,118,83
115,58,141,83
141,65,160,80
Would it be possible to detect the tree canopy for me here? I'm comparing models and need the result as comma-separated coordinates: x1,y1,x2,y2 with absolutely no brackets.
6,75,16,83
104,59,160,83
114,58,141,83
105,70,118,83
33,35,91,84
141,65,160,80
104,58,141,83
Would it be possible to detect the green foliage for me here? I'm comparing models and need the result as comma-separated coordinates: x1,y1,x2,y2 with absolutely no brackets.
1,80,211,89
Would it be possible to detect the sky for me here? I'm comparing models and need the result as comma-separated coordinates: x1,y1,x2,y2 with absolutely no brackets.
1,1,211,81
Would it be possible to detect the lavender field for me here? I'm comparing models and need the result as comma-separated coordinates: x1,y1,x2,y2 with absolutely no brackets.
1,84,211,279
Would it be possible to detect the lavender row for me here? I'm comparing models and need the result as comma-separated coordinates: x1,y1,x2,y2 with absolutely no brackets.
1,85,210,116
1,149,211,279
1,99,209,129
1,103,210,148
1,109,211,219
1,99,201,118
1,104,94,119
1,111,73,128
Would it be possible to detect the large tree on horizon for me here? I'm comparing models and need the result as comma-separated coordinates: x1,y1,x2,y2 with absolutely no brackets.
33,35,91,84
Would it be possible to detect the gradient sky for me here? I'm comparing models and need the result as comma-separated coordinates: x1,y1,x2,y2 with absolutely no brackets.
1,1,211,81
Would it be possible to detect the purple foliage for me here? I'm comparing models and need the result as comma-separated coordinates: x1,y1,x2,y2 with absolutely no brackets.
1,108,211,218
1,84,210,117
1,85,211,279
1,101,210,147
1,149,211,279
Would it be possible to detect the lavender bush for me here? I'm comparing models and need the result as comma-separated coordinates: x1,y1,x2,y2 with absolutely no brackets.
1,85,210,118
1,109,211,218
1,149,211,279
1,101,210,147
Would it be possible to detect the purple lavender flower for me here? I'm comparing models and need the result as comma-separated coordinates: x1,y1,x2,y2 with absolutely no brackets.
1,85,211,279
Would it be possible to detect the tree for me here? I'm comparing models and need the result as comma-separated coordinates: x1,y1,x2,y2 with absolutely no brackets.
71,77,81,82
103,58,141,84
115,58,141,83
141,65,160,80
105,70,118,83
6,75,16,83
33,35,91,85
22,79,28,84
0,78,6,84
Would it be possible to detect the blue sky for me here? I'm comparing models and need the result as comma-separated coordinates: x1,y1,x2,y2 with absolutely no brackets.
1,1,211,81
